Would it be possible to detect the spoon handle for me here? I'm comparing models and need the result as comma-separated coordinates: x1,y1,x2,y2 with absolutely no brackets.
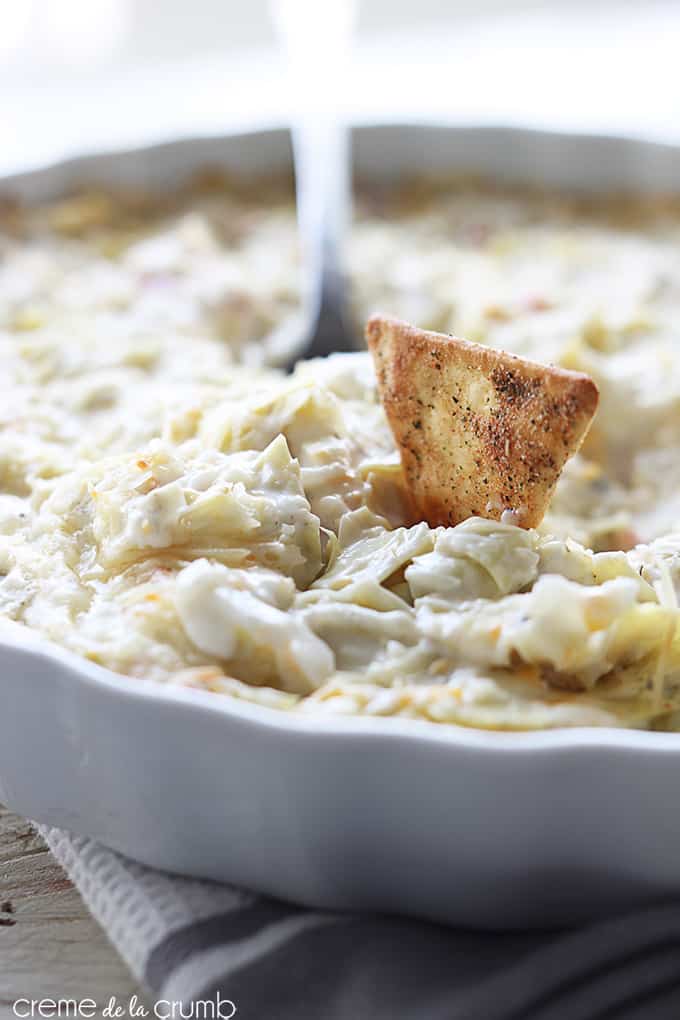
272,0,356,360
294,113,353,358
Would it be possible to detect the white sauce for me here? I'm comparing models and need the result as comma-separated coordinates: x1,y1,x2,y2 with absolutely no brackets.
2,178,680,729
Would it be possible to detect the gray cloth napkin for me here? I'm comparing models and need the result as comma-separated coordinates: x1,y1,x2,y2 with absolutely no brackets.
39,825,680,1019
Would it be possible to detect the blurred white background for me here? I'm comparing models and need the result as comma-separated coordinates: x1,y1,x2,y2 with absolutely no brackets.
0,0,607,77
2,0,679,172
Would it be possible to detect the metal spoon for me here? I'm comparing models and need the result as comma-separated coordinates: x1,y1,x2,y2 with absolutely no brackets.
271,0,357,367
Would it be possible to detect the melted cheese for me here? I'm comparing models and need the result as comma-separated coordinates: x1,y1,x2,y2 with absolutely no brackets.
2,178,680,729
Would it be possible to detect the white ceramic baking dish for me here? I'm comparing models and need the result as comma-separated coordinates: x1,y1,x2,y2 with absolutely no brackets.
3,124,680,930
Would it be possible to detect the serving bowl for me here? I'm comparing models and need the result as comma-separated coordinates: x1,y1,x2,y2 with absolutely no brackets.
2,124,680,929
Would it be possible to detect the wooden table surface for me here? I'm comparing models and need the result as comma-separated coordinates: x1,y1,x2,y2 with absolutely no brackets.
0,805,145,1019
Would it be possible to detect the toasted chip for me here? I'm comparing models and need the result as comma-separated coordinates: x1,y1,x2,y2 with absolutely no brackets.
367,316,599,529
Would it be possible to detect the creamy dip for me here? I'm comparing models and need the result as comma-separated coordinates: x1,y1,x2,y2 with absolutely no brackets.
2,176,680,731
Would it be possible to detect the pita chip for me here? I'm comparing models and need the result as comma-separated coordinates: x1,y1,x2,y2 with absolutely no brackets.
367,315,599,529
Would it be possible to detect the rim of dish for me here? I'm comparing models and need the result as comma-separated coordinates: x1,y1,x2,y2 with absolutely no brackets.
3,120,680,188
4,627,680,752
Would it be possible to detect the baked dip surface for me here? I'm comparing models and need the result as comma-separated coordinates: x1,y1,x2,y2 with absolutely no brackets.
3,175,680,731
